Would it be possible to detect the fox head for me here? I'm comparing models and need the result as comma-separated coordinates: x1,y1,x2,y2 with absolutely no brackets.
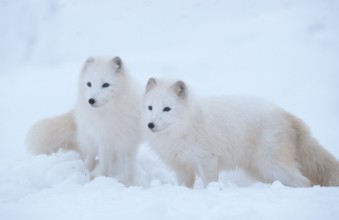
143,78,192,135
79,56,125,107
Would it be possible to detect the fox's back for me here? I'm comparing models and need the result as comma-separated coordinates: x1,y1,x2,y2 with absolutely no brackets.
197,96,288,159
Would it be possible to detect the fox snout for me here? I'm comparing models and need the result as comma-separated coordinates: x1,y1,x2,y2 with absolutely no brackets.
147,122,169,132
148,122,155,129
88,98,96,105
87,97,108,108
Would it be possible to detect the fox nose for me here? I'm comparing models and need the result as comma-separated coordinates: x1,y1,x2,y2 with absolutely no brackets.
88,98,95,105
148,122,155,129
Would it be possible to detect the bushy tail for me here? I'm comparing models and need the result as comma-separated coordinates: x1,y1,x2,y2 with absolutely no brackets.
288,113,339,186
26,111,77,154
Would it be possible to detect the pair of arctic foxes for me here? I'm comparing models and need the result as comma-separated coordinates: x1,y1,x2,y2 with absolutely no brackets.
26,56,339,187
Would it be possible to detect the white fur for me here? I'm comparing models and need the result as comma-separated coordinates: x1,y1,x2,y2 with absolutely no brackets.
142,78,339,187
26,57,141,186
26,111,77,154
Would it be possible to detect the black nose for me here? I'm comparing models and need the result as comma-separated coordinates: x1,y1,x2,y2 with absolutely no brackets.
148,122,155,129
88,98,95,105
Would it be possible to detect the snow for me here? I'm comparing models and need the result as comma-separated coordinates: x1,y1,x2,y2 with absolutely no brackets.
1,0,339,219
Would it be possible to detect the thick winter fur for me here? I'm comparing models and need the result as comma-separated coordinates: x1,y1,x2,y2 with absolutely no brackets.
26,57,141,185
74,56,141,185
26,111,77,154
142,78,339,187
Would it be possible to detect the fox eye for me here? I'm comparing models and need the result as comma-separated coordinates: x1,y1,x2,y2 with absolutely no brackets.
163,107,171,112
148,106,152,111
87,82,91,87
102,83,110,88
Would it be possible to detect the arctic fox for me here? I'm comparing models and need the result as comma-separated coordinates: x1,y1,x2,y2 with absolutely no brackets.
142,77,339,187
26,57,141,185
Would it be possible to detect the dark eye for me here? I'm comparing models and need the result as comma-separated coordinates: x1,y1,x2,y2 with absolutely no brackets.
102,83,110,88
148,106,152,111
163,107,171,112
87,82,91,87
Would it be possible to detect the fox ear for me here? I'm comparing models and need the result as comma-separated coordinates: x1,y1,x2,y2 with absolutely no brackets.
146,78,157,92
83,56,95,70
111,56,123,71
173,80,187,99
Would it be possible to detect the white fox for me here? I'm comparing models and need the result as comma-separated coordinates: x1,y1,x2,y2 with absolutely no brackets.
26,57,141,185
142,77,339,187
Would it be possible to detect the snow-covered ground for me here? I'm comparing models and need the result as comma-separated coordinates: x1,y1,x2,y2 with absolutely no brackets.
1,0,339,219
